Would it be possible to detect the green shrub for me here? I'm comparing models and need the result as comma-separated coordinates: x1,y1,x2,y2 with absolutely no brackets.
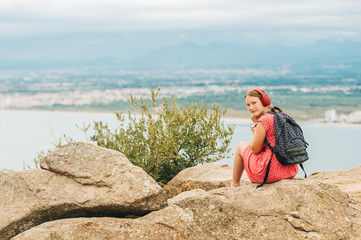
90,88,234,184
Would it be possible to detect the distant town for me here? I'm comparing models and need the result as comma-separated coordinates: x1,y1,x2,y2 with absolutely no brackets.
1,85,361,109
324,109,361,124
1,65,360,121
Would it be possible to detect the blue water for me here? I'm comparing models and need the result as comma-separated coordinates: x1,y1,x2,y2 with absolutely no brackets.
0,111,360,175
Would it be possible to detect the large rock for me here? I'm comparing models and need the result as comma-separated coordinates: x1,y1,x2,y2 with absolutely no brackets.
164,162,248,197
13,207,206,240
13,179,361,240
168,180,360,240
0,142,167,239
309,164,361,209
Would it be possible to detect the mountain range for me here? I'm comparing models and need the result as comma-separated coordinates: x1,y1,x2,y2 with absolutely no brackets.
1,41,360,69
133,41,361,68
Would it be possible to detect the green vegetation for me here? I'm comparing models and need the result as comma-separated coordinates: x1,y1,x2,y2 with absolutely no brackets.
23,135,76,170
31,88,234,184
89,88,234,184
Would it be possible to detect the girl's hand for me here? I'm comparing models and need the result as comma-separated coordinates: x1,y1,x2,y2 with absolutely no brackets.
250,124,256,133
251,115,259,123
249,122,267,154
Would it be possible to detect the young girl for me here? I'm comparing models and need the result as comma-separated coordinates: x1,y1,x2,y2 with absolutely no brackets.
232,88,298,187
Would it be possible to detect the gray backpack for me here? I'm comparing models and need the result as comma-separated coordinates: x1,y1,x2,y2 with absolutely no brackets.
258,107,309,188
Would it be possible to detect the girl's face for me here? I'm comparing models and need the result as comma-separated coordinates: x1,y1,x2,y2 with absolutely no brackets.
245,95,267,118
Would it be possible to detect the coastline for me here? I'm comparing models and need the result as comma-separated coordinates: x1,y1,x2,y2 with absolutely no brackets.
0,109,253,126
316,121,361,127
2,109,361,127
0,109,118,116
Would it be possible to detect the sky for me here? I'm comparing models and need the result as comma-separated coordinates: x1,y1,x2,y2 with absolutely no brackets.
0,0,360,61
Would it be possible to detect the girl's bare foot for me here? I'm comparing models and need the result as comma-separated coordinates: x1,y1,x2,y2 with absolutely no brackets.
230,183,241,187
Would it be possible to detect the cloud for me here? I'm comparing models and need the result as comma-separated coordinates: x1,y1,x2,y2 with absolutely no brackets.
0,0,360,61
0,0,360,36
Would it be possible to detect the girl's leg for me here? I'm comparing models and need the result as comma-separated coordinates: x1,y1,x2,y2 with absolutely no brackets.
232,141,249,187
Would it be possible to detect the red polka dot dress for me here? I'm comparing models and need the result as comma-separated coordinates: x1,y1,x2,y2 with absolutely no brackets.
242,113,298,184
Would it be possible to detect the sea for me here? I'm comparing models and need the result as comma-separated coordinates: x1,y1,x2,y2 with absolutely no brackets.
1,110,360,178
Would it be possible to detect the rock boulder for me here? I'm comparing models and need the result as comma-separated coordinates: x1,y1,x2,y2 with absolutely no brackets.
13,179,361,240
13,207,206,240
309,164,361,209
0,143,167,239
164,162,248,197
168,179,360,240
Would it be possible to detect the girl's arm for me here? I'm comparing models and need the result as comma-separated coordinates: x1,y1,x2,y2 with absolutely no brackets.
250,122,266,154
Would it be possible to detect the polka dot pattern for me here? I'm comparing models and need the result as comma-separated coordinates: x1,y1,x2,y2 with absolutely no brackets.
242,113,298,184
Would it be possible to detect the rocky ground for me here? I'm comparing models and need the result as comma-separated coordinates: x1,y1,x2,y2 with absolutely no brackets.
1,142,360,240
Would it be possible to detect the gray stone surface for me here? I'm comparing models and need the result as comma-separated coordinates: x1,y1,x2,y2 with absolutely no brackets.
13,179,361,240
168,179,360,240
3,143,361,239
0,143,167,239
164,162,248,197
310,164,361,209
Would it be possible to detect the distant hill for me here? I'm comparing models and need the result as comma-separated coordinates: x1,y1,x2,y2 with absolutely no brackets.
132,41,361,68
1,41,360,69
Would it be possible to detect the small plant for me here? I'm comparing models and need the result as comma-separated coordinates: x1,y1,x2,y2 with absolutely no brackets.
25,135,75,170
23,150,44,170
90,87,234,184
30,88,234,184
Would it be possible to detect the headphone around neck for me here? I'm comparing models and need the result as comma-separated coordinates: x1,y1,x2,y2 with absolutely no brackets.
252,88,271,106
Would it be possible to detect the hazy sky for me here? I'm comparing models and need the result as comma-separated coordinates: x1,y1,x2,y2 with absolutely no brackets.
1,0,360,60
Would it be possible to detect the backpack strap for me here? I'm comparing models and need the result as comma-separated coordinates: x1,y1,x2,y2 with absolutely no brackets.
269,106,282,114
257,137,273,188
299,163,307,178
257,151,273,188
264,137,273,151
257,149,307,188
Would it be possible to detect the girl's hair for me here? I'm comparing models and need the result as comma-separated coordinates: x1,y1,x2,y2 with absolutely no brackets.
244,88,273,109
244,89,263,99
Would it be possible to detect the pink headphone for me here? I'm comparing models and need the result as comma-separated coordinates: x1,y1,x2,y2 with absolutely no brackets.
253,88,271,106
